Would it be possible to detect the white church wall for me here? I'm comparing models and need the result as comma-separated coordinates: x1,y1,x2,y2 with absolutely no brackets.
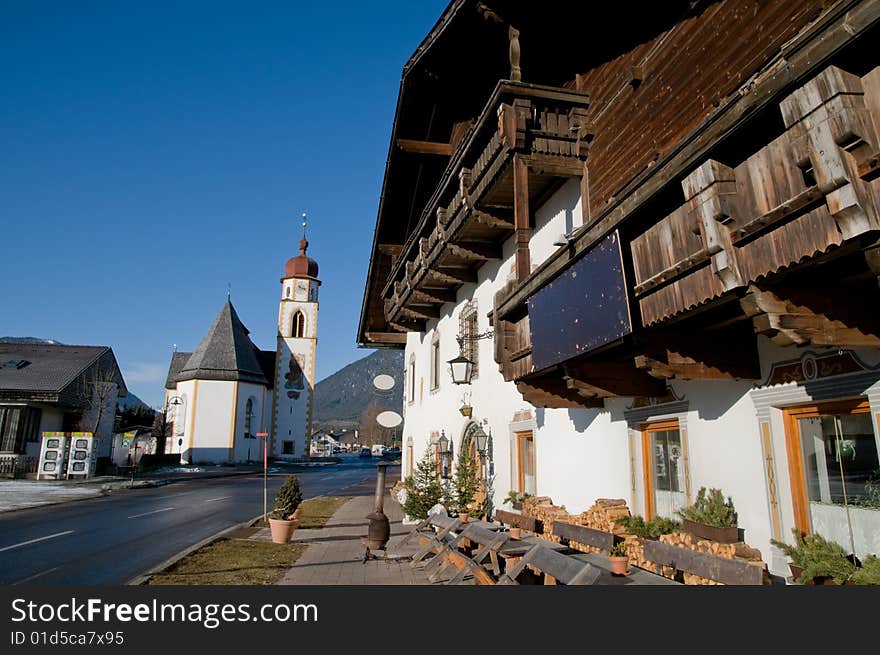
186,379,235,464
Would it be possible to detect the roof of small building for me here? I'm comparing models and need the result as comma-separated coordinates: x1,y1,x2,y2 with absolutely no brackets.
0,343,127,404
165,351,191,390
171,301,274,387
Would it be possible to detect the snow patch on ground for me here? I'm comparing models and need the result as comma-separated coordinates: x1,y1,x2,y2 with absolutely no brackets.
0,480,103,513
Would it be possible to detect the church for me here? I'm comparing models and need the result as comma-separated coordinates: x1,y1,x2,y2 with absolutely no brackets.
164,229,320,464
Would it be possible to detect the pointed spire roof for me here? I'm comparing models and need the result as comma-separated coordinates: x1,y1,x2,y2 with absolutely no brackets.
176,301,270,386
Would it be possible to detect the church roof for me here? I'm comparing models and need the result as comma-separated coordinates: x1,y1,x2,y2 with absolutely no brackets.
173,301,273,387
165,351,191,390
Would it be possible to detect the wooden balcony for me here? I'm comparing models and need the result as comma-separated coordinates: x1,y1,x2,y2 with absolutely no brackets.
381,82,591,332
631,65,880,329
494,64,880,408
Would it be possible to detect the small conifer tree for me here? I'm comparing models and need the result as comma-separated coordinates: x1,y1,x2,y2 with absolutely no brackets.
402,449,444,520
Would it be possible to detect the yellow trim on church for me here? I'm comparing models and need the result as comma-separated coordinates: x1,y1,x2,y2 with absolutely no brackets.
187,379,199,458
228,381,239,462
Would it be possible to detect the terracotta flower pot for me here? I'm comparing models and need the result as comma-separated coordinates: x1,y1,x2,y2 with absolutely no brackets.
268,518,299,544
509,527,522,540
459,512,469,523
609,556,629,576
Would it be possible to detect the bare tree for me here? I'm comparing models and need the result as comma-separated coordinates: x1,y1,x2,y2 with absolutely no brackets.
75,364,120,441
358,401,393,446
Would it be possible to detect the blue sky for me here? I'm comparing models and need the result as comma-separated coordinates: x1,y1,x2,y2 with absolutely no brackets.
1,1,447,408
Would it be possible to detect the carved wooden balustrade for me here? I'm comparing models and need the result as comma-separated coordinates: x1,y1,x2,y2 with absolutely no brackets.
382,82,591,333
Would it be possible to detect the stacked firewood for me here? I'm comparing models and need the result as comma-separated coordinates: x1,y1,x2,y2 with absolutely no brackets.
522,496,570,542
575,498,631,533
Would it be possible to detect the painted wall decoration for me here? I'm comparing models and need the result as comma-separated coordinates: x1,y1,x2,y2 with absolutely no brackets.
285,353,305,399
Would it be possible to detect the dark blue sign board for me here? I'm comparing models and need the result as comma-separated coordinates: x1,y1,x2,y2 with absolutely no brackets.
527,231,632,371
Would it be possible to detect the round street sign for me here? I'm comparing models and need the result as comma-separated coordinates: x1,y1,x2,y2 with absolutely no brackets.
376,411,403,429
373,374,395,396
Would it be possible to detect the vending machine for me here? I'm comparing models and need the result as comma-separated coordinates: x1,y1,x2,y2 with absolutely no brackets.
66,432,97,479
37,432,69,480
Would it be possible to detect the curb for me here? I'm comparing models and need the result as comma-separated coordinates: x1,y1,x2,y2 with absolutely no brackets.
126,513,264,586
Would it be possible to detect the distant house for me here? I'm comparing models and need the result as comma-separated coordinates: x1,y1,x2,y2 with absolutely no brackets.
0,343,127,472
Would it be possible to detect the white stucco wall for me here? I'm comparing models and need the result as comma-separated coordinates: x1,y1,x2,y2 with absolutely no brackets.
184,379,236,464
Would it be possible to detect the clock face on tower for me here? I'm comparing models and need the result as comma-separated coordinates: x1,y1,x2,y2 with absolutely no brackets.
294,279,308,300
308,283,318,302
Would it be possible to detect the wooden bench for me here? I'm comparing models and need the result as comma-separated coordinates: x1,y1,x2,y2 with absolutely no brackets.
442,522,510,582
498,544,601,585
641,539,765,585
552,520,616,551
494,508,543,534
409,515,462,568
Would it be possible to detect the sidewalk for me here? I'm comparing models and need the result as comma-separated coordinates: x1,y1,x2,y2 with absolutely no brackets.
273,494,434,585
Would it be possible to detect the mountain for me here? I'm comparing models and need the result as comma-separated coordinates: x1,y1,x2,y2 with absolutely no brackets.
313,349,403,431
0,336,62,344
118,391,152,412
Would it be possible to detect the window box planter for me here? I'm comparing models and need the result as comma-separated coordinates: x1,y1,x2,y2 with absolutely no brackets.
681,519,738,544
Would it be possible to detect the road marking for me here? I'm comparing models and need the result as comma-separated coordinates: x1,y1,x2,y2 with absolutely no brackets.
205,496,231,502
12,566,61,585
0,530,75,553
127,507,175,519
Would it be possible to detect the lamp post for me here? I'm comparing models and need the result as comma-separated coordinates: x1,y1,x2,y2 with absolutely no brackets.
438,430,452,479
256,432,269,523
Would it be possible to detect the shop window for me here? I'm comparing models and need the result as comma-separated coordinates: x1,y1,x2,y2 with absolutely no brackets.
642,420,687,520
785,400,879,558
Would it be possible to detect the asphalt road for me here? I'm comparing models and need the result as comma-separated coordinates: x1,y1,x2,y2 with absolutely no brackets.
0,454,396,585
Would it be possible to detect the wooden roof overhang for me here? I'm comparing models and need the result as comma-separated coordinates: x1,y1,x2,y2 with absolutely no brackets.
358,0,698,347
492,3,880,409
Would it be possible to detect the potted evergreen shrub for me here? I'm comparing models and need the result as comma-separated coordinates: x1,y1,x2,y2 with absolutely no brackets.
771,529,857,585
677,487,739,543
609,540,629,576
615,515,680,540
268,475,303,544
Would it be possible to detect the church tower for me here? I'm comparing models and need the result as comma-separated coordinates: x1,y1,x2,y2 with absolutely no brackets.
271,219,320,458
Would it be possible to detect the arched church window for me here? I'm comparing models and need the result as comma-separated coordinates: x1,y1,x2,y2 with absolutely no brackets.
292,311,306,338
244,397,255,438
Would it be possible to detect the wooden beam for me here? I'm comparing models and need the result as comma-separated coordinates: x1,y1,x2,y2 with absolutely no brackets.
525,154,585,177
429,266,477,285
412,287,456,305
563,362,667,398
635,322,761,381
514,154,531,281
472,209,514,230
402,304,441,320
389,319,426,333
396,139,453,156
741,285,880,348
363,332,408,344
448,241,502,261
